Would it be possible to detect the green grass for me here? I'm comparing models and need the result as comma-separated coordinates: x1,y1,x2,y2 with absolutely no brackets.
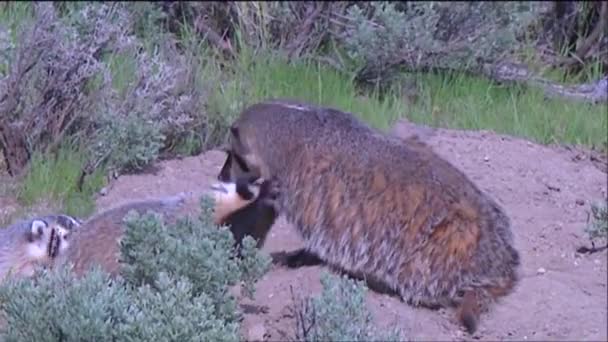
206,50,607,151
207,52,404,132
18,145,107,218
404,71,607,150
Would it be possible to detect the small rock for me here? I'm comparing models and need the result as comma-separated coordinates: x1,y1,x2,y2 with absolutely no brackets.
536,267,546,275
247,323,268,342
99,187,108,196
575,199,585,206
483,156,490,162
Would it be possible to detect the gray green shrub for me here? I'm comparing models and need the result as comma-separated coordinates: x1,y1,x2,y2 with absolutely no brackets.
0,195,272,341
342,2,543,86
585,201,608,242
291,272,404,342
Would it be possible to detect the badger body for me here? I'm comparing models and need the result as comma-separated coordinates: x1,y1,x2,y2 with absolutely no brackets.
223,99,521,334
55,193,190,277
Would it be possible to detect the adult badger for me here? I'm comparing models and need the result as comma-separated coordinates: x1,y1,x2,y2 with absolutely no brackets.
221,98,521,334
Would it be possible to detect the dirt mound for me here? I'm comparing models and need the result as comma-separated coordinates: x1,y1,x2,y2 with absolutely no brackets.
95,123,608,341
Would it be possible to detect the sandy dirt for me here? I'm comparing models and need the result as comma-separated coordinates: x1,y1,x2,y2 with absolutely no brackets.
6,120,606,341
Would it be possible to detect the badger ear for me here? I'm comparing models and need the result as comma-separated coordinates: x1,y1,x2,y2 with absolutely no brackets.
29,220,48,241
64,215,82,229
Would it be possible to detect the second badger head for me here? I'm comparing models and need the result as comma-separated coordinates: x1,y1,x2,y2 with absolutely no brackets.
210,149,280,254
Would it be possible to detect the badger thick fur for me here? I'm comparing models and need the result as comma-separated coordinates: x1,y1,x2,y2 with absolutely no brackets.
54,193,190,277
221,98,521,334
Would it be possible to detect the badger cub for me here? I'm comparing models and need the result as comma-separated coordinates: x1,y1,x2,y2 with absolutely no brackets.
210,149,279,255
55,193,191,278
0,214,81,282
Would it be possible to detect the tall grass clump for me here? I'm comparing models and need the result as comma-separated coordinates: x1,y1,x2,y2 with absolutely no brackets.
206,49,406,132
17,145,106,218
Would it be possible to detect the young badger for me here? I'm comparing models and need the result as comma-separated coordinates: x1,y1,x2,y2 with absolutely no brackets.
209,149,279,254
0,214,81,282
54,193,191,278
221,99,521,334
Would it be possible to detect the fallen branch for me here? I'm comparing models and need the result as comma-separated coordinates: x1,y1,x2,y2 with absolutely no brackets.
485,61,608,104
356,55,608,105
287,3,325,60
552,1,608,69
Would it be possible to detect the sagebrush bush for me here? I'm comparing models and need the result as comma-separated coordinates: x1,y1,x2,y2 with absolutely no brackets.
585,201,608,241
291,272,404,342
0,195,272,341
93,110,166,173
0,2,215,178
342,2,543,86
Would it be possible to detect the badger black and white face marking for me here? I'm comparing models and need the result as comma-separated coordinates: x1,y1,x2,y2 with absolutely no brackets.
40,215,81,258
209,176,264,225
25,218,73,261
26,219,51,260
48,224,71,259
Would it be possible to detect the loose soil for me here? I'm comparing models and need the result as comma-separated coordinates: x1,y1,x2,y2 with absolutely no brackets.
3,120,607,341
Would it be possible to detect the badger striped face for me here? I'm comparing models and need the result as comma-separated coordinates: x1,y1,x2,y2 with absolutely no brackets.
26,218,73,261
47,223,71,259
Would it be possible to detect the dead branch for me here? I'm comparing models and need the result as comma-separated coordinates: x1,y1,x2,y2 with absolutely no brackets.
552,1,608,68
287,3,325,60
193,13,234,57
0,4,56,176
485,61,608,104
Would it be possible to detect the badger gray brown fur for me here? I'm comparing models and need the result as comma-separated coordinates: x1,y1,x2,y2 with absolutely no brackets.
210,150,279,255
0,214,81,282
221,98,521,334
55,193,191,278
